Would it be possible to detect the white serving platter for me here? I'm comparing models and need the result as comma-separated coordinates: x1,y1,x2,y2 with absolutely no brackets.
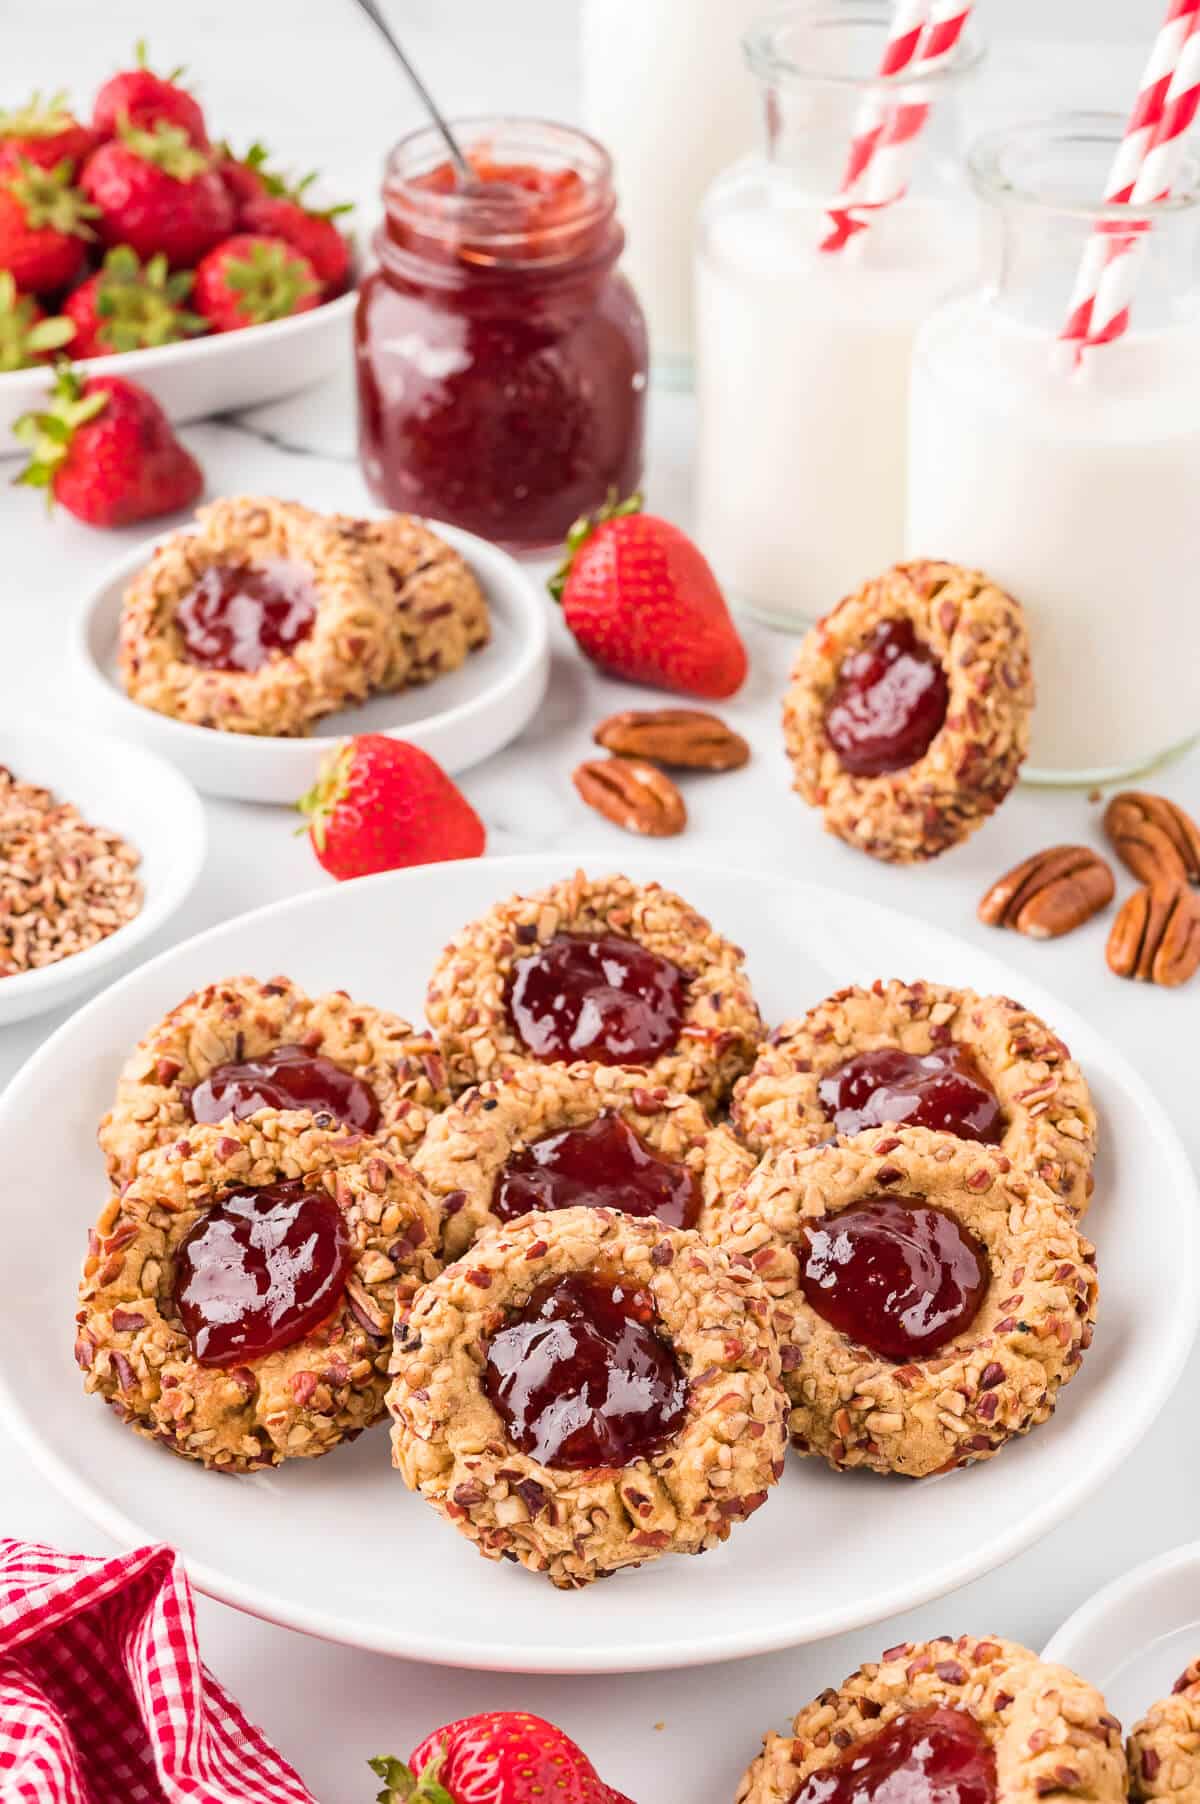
0,717,206,1025
71,516,551,804
0,291,355,451
1044,1541,1200,1729
0,854,1194,1672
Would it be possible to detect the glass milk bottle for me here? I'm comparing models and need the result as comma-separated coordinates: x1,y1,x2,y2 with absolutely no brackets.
695,3,982,629
581,0,762,386
908,115,1200,783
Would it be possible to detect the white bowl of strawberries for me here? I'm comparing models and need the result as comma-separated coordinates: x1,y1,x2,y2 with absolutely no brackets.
0,54,357,450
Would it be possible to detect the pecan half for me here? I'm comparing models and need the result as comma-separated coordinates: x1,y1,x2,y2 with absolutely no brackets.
1103,791,1200,886
593,708,750,771
572,757,686,837
1106,881,1200,986
978,846,1115,940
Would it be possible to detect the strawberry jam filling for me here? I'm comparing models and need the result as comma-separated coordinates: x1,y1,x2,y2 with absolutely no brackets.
507,933,686,1065
186,1044,381,1134
172,1177,351,1367
482,1272,688,1469
817,1046,1004,1145
800,1196,989,1362
824,619,950,776
790,1706,997,1804
176,558,318,672
493,1111,701,1230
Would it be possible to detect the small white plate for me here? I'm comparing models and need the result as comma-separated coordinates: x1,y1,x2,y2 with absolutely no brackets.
0,718,206,1025
0,292,355,452
1044,1542,1200,1726
70,516,551,804
0,854,1195,1671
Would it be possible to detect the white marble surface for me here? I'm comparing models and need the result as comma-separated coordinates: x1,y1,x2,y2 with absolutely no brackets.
2,10,1199,1804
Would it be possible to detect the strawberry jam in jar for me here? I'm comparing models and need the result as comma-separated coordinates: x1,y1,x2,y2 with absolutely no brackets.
355,119,648,552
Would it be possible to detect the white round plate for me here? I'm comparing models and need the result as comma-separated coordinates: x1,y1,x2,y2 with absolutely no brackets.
1044,1541,1200,1724
0,717,205,1026
70,517,551,803
0,854,1195,1672
0,291,355,452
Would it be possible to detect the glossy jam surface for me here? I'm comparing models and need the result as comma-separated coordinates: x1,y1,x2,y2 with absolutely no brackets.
354,130,647,551
508,933,686,1066
482,1273,688,1469
172,1178,351,1368
186,1043,381,1134
824,619,950,776
175,558,318,672
790,1707,997,1804
818,1045,1004,1145
493,1111,701,1230
800,1196,989,1362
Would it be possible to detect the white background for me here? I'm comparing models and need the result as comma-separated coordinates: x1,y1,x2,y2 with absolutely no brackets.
3,6,1199,1804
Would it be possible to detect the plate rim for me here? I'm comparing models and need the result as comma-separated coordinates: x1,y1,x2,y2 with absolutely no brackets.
2,852,1197,1672
1041,1538,1200,1676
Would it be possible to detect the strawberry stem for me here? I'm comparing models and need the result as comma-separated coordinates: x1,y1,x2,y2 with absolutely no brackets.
12,362,108,503
295,740,353,849
369,1749,456,1804
547,489,642,602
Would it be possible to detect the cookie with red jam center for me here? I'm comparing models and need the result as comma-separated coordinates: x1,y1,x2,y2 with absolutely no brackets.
77,1111,440,1471
413,1061,753,1259
1128,1657,1200,1804
425,871,763,1113
736,1637,1127,1804
783,561,1034,864
387,1207,787,1587
704,1125,1097,1479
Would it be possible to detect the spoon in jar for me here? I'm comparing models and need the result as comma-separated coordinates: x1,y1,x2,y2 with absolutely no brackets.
348,0,475,185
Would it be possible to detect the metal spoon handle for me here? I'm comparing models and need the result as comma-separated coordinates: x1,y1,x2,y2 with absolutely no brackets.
350,0,472,181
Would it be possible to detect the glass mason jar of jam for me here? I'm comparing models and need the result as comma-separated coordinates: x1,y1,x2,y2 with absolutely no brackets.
355,117,649,553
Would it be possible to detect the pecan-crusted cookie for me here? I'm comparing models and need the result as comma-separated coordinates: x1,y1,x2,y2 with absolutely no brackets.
76,1111,441,1471
732,981,1096,1217
413,1062,755,1260
386,1207,787,1587
1129,1659,1200,1804
119,496,394,736
706,1126,1097,1477
328,512,490,690
783,562,1034,863
737,1635,1127,1804
98,973,450,1184
425,870,763,1110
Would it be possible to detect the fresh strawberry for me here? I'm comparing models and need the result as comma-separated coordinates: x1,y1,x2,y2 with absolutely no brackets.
193,233,320,332
92,42,208,148
0,155,97,293
370,1711,631,1804
551,494,748,700
64,246,206,357
239,190,352,294
13,365,203,528
81,120,232,268
0,91,97,174
298,736,485,881
214,140,273,215
0,272,74,371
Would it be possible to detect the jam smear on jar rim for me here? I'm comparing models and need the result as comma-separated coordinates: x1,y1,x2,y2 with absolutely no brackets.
799,1195,990,1363
482,1271,688,1470
186,1043,382,1135
507,931,686,1067
175,558,318,673
789,1705,998,1804
172,1176,351,1368
493,1110,701,1230
817,1045,1005,1146
824,618,950,776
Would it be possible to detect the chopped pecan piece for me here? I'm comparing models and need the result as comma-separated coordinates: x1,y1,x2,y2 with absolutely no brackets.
1103,790,1200,886
1106,881,1200,987
593,708,750,771
572,756,686,837
978,846,1114,939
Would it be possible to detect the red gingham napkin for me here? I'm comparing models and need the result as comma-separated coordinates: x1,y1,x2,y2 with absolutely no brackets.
0,1539,317,1804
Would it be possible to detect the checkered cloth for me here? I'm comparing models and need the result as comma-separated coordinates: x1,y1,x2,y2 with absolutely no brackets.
0,1540,317,1804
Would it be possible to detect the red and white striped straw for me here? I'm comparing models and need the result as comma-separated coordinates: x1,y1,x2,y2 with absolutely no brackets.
822,0,973,252
1061,0,1200,352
